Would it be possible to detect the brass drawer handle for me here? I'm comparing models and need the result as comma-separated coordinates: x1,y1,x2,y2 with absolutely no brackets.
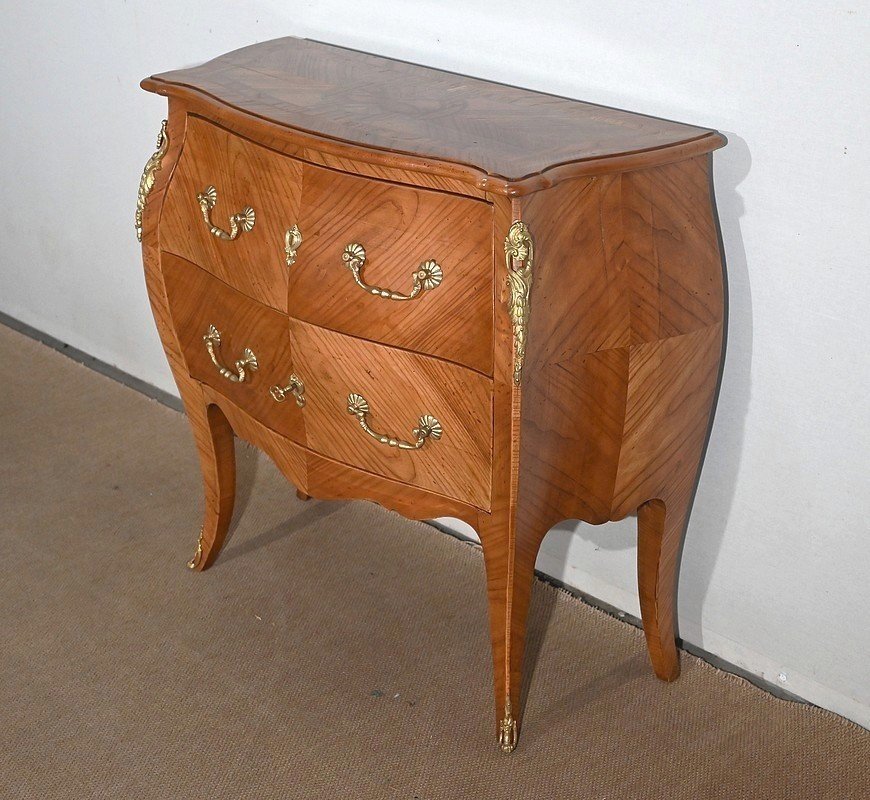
270,374,306,407
346,393,442,450
341,243,443,301
203,325,258,382
196,185,255,241
284,225,303,267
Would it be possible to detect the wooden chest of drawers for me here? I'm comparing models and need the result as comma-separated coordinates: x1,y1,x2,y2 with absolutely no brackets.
137,37,727,753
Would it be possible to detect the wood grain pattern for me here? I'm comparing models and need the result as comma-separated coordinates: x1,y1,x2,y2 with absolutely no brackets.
464,159,725,745
142,37,725,196
475,193,527,744
153,89,491,199
291,161,493,373
289,319,492,509
517,157,724,524
140,104,240,573
161,115,302,310
304,448,482,529
162,253,306,445
201,383,308,492
163,114,494,372
512,155,725,692
204,381,482,528
140,43,728,754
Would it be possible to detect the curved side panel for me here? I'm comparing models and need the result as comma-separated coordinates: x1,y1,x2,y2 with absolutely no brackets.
517,154,726,531
479,154,727,732
140,102,191,394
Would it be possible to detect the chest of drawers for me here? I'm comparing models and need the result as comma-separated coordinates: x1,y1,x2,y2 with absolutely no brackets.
137,37,727,753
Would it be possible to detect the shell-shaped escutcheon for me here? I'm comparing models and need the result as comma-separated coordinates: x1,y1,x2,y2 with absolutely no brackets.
233,207,256,232
416,260,443,291
414,414,443,440
197,185,218,210
238,348,258,370
347,393,370,416
204,324,221,345
342,242,366,269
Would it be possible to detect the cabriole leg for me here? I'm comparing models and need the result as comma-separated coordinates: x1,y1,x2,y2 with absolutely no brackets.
479,513,549,753
182,394,236,571
636,495,692,681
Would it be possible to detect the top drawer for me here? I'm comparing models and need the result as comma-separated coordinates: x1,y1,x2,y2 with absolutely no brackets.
161,116,494,374
160,116,301,311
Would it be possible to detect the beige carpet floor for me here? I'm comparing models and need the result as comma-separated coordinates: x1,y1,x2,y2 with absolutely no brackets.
1,323,868,799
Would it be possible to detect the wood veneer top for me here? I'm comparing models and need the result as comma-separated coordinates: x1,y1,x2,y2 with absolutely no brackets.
143,37,725,193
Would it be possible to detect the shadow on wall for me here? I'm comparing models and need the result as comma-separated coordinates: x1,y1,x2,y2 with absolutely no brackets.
534,132,754,656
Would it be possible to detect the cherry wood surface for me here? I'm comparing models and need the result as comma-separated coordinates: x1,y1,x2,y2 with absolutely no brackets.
475,193,526,744
159,88,493,199
200,384,483,529
506,157,725,706
163,114,494,371
143,37,725,196
139,107,240,574
140,43,728,753
161,116,302,311
162,253,306,445
161,250,492,509
291,160,494,374
518,157,724,526
289,318,493,509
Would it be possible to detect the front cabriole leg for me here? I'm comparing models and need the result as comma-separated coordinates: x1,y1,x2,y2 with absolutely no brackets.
138,108,239,571
475,208,540,753
479,509,551,754
183,397,236,571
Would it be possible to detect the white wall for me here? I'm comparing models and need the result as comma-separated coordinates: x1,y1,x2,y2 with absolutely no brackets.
1,1,867,726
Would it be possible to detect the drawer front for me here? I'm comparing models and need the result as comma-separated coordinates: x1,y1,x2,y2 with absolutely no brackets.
161,116,303,311
290,163,494,374
289,319,492,509
162,253,306,444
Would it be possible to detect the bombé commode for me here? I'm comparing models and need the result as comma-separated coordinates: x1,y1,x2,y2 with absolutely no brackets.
137,37,727,753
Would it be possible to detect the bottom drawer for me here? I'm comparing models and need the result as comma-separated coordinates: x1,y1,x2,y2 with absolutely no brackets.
161,252,492,509
287,319,492,509
162,253,305,444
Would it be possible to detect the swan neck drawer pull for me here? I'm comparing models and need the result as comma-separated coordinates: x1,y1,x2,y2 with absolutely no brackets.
346,393,442,450
284,225,303,267
196,185,256,241
270,374,306,407
341,243,443,301
203,324,258,382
